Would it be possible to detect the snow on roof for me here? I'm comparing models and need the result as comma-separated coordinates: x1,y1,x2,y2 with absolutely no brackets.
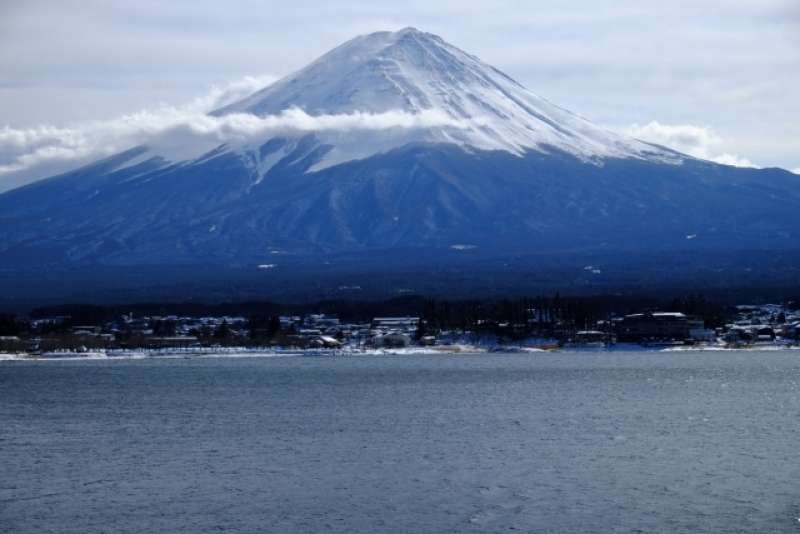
625,312,686,319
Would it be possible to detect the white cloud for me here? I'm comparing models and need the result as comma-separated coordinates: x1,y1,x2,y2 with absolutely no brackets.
0,75,475,191
621,121,756,167
0,75,275,182
0,107,470,173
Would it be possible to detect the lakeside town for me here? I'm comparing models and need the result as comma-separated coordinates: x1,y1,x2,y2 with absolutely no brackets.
1,299,799,359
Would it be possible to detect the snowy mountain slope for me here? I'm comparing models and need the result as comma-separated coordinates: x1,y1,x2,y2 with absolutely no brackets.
1,137,797,267
211,27,681,171
0,27,798,281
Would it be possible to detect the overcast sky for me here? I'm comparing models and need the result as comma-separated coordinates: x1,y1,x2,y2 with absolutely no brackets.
1,0,798,190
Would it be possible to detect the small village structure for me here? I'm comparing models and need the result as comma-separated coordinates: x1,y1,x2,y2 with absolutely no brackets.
1,301,798,357
614,312,691,343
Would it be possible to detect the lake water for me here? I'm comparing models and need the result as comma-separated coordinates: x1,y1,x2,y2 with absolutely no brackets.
2,351,800,533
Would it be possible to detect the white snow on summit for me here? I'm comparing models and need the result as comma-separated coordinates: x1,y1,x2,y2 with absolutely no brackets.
214,27,682,170
56,27,684,182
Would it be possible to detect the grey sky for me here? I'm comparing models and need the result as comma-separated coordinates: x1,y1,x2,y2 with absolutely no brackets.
1,0,798,184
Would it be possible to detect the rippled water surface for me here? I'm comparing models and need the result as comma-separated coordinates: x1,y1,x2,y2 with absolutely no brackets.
2,351,800,533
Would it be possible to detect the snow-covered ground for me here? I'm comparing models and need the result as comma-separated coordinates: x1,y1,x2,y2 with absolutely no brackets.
2,342,798,362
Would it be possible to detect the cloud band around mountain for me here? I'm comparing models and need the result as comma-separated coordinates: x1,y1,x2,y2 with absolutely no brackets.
0,78,479,192
0,76,769,192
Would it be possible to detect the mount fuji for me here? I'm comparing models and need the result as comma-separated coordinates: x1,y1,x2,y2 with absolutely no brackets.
1,28,799,302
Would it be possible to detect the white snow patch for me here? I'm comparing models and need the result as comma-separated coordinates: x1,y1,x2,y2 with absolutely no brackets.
111,149,162,173
253,144,292,184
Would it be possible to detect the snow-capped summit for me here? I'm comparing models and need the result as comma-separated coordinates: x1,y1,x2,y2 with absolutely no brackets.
214,27,678,168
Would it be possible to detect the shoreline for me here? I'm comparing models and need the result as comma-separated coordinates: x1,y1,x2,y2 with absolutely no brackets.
2,342,799,362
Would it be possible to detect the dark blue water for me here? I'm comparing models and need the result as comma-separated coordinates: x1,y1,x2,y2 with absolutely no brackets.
2,352,800,533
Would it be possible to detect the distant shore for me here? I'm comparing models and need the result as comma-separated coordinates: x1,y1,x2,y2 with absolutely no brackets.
3,342,799,362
